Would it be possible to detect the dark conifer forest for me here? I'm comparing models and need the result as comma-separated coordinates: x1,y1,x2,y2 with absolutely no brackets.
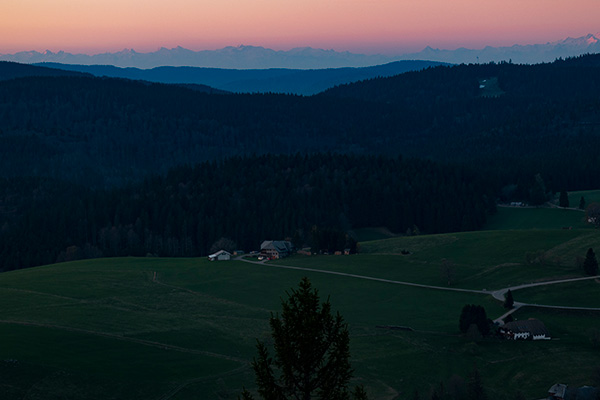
0,155,495,270
0,54,599,270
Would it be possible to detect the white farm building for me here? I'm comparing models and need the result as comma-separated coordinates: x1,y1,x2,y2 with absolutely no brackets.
208,250,232,261
500,318,550,340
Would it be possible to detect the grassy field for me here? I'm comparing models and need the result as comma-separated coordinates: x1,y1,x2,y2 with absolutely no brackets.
1,247,599,400
484,206,588,230
1,204,600,399
512,279,600,308
568,189,600,208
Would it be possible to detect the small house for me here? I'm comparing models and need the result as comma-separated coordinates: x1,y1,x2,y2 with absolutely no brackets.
548,384,567,400
500,318,550,340
208,250,232,261
260,240,294,259
548,384,599,400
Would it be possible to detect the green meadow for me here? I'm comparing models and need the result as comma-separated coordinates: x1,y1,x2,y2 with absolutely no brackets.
485,206,588,230
568,189,600,208
1,204,599,399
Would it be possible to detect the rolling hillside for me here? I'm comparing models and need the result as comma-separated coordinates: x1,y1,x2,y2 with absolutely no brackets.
1,55,599,190
1,217,599,399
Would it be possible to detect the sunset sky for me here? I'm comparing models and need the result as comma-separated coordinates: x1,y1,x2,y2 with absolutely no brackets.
2,0,599,55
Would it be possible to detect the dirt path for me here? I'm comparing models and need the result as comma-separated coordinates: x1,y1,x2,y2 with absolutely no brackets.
238,257,600,322
239,257,489,294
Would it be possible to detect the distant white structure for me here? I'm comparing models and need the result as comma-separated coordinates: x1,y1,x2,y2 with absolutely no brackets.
208,250,231,261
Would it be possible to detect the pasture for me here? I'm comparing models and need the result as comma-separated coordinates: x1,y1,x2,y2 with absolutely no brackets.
568,189,600,208
1,231,599,400
1,203,599,399
484,206,588,230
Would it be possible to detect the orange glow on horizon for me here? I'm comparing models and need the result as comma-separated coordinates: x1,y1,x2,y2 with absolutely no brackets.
1,0,599,54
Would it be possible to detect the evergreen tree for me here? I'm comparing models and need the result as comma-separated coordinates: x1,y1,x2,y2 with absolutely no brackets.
459,304,490,336
579,196,586,210
559,190,569,208
503,289,514,309
467,368,487,400
242,277,364,400
529,174,547,206
583,248,599,276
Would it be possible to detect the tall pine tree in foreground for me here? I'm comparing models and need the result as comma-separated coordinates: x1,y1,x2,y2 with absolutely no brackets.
241,277,367,400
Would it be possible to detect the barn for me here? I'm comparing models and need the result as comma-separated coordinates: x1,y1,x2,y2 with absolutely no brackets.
500,318,550,340
208,250,232,261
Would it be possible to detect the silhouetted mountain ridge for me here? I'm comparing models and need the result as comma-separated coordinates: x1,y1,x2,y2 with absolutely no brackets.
32,60,448,95
0,61,91,80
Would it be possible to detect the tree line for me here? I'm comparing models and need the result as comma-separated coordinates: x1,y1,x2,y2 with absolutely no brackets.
0,154,495,271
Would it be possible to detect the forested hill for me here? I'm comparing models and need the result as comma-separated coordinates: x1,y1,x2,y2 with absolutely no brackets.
0,154,494,271
0,61,91,80
1,55,600,270
1,55,599,191
322,53,600,104
320,54,600,191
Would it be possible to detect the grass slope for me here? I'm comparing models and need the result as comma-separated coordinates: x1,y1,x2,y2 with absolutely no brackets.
1,241,599,400
568,189,600,208
1,204,599,399
485,206,588,230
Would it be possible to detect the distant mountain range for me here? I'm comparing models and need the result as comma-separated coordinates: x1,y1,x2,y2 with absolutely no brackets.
1,46,396,69
32,60,448,95
398,33,600,65
1,34,599,68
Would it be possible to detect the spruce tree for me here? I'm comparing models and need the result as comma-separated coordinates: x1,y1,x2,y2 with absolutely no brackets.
583,248,599,276
459,304,490,336
529,174,547,206
579,196,586,210
242,277,364,400
559,190,569,208
467,368,488,400
503,289,514,309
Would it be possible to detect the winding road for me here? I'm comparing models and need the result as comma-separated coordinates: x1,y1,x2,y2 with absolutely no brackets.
238,257,600,323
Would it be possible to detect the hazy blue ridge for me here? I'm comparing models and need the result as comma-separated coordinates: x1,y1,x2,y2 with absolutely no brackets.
34,60,449,95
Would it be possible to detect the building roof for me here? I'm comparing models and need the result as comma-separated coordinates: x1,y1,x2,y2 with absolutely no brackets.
208,250,232,258
260,240,292,253
548,384,567,398
504,318,549,337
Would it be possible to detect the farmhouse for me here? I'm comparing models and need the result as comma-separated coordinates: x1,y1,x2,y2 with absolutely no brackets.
500,318,550,340
549,384,567,400
548,384,600,400
208,250,232,261
260,240,293,259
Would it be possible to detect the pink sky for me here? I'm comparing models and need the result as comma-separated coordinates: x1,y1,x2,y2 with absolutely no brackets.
1,0,599,54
